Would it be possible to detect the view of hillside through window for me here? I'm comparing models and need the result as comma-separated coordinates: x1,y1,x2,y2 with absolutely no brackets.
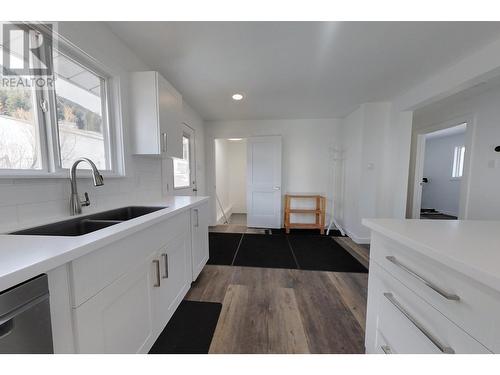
0,86,42,170
54,52,109,170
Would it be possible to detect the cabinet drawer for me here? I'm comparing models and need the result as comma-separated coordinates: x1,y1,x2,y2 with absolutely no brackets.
368,262,490,354
70,212,189,307
371,232,500,352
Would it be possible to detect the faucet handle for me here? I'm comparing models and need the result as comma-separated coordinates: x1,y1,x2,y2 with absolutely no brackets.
81,192,91,207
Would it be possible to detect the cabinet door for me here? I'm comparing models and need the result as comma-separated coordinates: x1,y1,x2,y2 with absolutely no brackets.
152,231,191,334
73,254,156,353
157,75,183,159
191,203,209,281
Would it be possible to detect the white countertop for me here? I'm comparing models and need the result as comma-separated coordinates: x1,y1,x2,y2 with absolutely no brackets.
363,218,500,293
0,195,209,291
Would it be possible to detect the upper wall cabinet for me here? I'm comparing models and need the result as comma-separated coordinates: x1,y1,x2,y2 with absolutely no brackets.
130,71,183,158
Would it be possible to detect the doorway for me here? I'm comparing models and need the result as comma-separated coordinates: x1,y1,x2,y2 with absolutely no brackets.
214,138,248,226
412,121,471,219
173,123,197,196
213,135,283,230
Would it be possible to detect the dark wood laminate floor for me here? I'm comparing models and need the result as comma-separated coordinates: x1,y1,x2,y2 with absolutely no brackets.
185,265,368,353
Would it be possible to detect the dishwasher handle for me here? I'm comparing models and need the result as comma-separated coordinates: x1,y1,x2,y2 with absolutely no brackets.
0,293,49,337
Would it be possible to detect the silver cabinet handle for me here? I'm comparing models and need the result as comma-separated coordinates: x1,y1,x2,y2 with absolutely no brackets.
381,345,392,354
153,259,161,287
162,253,169,279
161,132,168,153
194,209,199,228
384,292,454,354
386,256,460,301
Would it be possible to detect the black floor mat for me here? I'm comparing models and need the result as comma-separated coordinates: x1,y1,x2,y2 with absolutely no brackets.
233,234,298,269
289,235,367,273
207,232,242,265
272,228,342,236
149,300,222,354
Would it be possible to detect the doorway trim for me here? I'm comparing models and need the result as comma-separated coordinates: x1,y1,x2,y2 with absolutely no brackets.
207,133,283,226
411,114,475,219
172,122,197,196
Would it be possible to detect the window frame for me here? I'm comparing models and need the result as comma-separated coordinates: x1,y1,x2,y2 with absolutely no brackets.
451,145,466,179
0,24,124,179
173,133,193,190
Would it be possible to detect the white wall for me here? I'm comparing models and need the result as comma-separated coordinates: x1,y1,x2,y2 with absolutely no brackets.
339,103,413,243
0,22,206,233
227,140,247,214
412,85,500,220
206,119,342,226
421,132,465,216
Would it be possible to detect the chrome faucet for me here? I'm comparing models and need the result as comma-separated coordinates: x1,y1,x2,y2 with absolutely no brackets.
69,158,104,215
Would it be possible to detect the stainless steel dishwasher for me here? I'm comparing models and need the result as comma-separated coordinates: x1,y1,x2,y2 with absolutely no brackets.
0,274,54,353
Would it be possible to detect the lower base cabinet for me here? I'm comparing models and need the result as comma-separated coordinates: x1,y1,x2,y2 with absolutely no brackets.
71,211,194,353
152,231,191,336
366,263,489,354
190,202,209,281
73,255,156,353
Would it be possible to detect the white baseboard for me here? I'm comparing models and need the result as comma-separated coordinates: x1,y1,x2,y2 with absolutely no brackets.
217,205,233,224
344,227,371,244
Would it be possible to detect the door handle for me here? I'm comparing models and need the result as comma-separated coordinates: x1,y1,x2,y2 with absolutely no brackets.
153,259,161,287
162,253,169,279
385,256,460,301
273,186,281,190
384,292,454,354
161,132,168,153
194,209,199,227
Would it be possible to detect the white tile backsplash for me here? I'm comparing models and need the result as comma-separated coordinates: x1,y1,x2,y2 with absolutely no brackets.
0,158,163,233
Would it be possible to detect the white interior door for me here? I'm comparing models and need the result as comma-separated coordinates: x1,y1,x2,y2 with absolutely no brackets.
246,136,282,228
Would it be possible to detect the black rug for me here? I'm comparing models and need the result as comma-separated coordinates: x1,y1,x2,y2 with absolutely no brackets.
207,232,242,265
233,234,298,269
149,300,222,354
208,232,367,273
289,235,367,273
272,228,342,236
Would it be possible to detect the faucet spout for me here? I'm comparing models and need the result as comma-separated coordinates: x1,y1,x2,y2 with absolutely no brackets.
69,158,104,215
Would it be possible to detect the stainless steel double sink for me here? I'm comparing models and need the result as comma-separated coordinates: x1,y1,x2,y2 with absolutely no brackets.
10,206,165,236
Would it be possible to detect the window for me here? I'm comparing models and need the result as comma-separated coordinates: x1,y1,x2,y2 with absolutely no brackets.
0,31,43,170
173,135,191,188
452,145,465,178
0,24,118,176
0,85,42,169
53,51,111,170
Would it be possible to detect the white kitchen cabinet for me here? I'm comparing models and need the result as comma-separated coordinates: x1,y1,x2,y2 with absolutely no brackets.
70,209,196,353
151,230,191,335
366,263,489,354
190,201,209,281
73,252,156,353
130,71,183,158
364,221,497,354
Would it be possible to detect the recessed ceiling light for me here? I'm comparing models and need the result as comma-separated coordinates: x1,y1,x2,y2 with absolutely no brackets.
232,93,244,101
228,138,243,141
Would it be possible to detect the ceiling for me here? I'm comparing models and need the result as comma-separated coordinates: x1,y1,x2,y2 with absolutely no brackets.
106,22,500,121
